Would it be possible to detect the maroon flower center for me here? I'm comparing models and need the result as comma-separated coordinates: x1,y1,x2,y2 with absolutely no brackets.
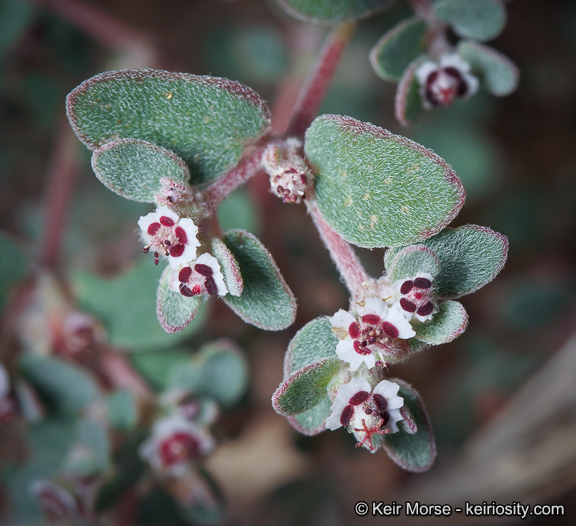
349,391,370,405
340,405,354,427
399,277,435,317
382,321,399,339
159,431,200,466
425,68,468,107
350,311,403,355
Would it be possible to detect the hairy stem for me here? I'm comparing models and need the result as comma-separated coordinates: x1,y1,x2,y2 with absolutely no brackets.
286,21,357,138
307,200,372,301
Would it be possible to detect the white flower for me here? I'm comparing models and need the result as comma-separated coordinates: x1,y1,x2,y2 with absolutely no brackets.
415,53,479,109
138,206,200,267
169,253,228,298
392,272,437,322
139,415,215,476
326,378,404,452
330,297,415,371
29,480,79,521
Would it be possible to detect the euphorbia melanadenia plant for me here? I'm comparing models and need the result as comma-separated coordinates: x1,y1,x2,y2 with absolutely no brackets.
63,0,510,476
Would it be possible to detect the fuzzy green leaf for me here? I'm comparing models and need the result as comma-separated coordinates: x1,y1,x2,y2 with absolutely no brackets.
72,419,111,475
211,238,243,297
458,40,519,96
370,17,427,82
222,230,296,330
105,390,138,431
157,264,203,333
382,379,436,472
395,58,425,127
283,317,338,377
167,340,249,409
0,233,28,311
129,349,189,390
275,0,394,25
434,0,506,41
417,224,508,298
287,395,332,436
386,245,441,283
19,355,98,416
91,139,190,202
66,69,271,184
73,257,205,349
306,115,465,248
272,358,341,416
414,300,468,345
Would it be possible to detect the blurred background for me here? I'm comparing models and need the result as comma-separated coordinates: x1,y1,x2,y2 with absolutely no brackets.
1,0,576,524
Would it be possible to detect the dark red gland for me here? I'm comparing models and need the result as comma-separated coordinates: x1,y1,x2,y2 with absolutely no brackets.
443,66,462,80
174,226,188,244
414,277,432,289
379,411,390,427
400,298,416,313
159,215,175,227
179,283,195,297
353,340,371,355
205,276,218,296
372,393,388,413
417,302,434,316
159,432,199,466
194,263,213,277
169,244,185,258
179,267,192,283
147,222,162,236
340,405,354,427
361,314,380,326
348,322,361,339
382,321,399,339
426,70,439,87
400,280,414,295
349,391,370,406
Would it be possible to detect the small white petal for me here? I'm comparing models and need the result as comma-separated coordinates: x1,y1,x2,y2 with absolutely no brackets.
385,306,416,339
373,380,403,410
137,211,160,236
440,53,471,72
415,60,438,85
326,378,372,430
155,206,179,223
330,309,356,332
357,297,388,319
335,340,363,371
195,253,228,296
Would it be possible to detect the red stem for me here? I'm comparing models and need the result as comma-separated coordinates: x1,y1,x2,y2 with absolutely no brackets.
307,200,372,301
39,120,79,270
286,21,357,139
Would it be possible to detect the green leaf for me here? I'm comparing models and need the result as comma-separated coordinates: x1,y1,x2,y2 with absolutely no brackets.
283,317,337,376
287,395,332,436
370,17,427,82
91,139,190,202
386,245,440,283
19,355,98,416
382,379,436,472
105,390,138,431
272,358,341,416
72,257,205,349
157,264,204,333
306,115,465,248
72,419,111,474
434,0,506,42
418,224,508,298
413,300,468,345
167,340,249,409
0,233,28,310
221,230,296,330
211,238,243,297
66,69,271,184
129,349,190,390
275,0,394,25
458,40,519,96
395,58,425,127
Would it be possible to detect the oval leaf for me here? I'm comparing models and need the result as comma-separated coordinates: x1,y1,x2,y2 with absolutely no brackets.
272,358,341,416
287,395,332,436
91,139,190,202
458,40,519,96
211,238,243,297
370,17,427,82
276,0,394,25
66,69,271,184
418,224,508,298
395,57,426,127
283,316,338,377
306,115,465,248
413,300,468,345
221,230,296,330
386,245,441,283
382,379,436,472
157,264,203,333
433,0,506,42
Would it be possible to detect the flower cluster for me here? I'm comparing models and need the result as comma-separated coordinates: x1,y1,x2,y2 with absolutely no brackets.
138,206,228,299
